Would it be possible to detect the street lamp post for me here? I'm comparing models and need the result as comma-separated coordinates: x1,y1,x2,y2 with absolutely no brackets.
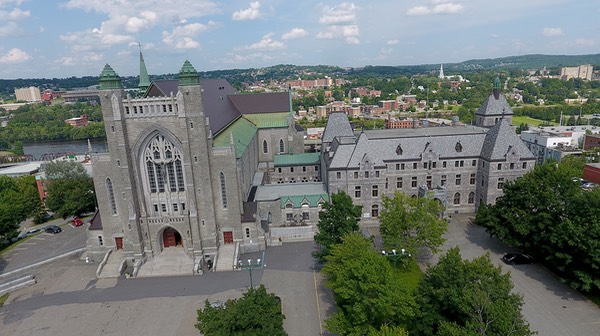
381,248,410,274
238,252,265,288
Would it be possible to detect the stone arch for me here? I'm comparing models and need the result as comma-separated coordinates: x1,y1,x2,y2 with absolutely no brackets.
160,226,183,248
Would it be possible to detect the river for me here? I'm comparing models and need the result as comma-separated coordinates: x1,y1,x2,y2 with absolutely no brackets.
23,138,109,160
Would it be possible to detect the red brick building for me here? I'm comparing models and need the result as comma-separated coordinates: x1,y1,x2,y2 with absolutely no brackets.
583,163,600,184
583,134,600,150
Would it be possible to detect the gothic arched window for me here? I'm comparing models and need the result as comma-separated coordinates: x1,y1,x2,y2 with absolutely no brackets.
144,134,185,194
453,192,461,205
220,172,228,208
396,144,403,155
468,192,475,204
263,139,268,154
279,139,285,153
106,178,117,215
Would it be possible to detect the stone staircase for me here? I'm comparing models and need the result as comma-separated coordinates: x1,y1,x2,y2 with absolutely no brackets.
215,244,236,272
97,250,123,278
136,247,194,277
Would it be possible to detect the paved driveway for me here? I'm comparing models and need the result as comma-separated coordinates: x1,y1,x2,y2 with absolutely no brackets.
435,213,600,336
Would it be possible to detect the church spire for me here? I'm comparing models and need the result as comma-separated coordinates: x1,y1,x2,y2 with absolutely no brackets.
137,43,151,94
493,76,501,99
439,64,444,79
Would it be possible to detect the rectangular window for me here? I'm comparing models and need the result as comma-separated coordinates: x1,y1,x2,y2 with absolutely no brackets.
424,162,428,169
443,161,447,168
413,162,418,169
161,204,167,212
355,186,361,198
411,176,417,188
396,163,400,170
286,213,293,221
354,171,359,178
365,171,369,178
372,185,379,197
470,173,476,185
472,160,477,166
455,174,462,186
498,163,502,170
460,160,464,167
375,171,380,178
181,203,186,211
173,203,178,212
396,177,403,188
336,172,341,179
153,204,159,212
426,176,432,189
302,212,309,220
498,177,505,189
441,175,447,186
433,162,437,168
510,162,515,169
455,161,459,167
522,162,527,169
401,163,405,170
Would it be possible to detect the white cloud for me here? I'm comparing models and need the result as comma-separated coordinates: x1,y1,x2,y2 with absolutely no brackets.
222,52,273,64
125,11,158,33
317,3,360,45
0,47,31,64
574,38,595,46
406,2,463,16
0,8,30,20
0,21,22,37
282,28,307,40
162,21,214,49
542,27,563,37
238,33,285,50
387,39,399,45
232,1,262,21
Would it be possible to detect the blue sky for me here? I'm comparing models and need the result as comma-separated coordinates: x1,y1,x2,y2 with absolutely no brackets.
0,0,598,79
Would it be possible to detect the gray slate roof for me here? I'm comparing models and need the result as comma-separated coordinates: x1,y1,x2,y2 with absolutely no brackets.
476,93,514,117
480,119,536,161
322,112,355,143
229,92,290,114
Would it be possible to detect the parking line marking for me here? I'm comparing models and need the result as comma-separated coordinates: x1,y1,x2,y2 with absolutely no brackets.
314,269,323,336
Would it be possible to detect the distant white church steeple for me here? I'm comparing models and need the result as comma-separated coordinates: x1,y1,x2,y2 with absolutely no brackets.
439,64,444,79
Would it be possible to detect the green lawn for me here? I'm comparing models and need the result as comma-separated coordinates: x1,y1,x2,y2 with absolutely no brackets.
396,259,423,293
512,115,554,127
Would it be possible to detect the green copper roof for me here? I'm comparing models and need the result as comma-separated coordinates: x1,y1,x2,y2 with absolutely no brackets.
493,76,501,90
138,50,151,91
213,117,258,158
274,153,320,166
178,60,199,86
280,194,329,209
99,64,122,90
244,112,289,128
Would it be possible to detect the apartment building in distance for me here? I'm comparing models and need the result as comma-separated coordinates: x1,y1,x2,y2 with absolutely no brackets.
14,86,42,102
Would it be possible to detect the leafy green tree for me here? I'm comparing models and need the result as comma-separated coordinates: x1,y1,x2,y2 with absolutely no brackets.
44,160,95,218
413,247,534,336
379,192,447,257
368,324,409,336
195,285,286,336
323,232,416,336
313,191,362,262
0,175,39,240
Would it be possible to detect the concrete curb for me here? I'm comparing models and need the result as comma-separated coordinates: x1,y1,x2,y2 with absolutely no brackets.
0,247,86,281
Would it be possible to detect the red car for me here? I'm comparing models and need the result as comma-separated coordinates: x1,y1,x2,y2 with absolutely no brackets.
72,217,84,227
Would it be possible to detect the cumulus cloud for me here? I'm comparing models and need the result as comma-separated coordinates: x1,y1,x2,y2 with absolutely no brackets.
0,48,31,64
0,21,22,37
238,33,285,50
387,39,399,45
0,7,30,20
162,21,214,49
406,2,463,16
125,11,158,33
232,1,262,21
317,3,360,45
574,38,595,46
542,27,563,37
222,52,273,64
282,28,307,40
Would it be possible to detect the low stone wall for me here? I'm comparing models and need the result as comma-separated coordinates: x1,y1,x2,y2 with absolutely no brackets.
269,226,314,245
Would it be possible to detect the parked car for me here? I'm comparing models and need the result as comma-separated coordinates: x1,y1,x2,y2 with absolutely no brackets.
72,217,84,227
502,252,535,265
44,225,62,234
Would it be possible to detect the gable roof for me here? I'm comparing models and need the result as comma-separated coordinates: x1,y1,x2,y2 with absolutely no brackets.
274,152,321,166
213,117,258,158
228,92,291,115
322,112,355,143
480,119,535,161
476,93,514,117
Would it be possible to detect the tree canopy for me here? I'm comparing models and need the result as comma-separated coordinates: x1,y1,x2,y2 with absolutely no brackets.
313,191,362,262
44,160,95,218
476,160,600,293
379,192,447,257
413,247,534,336
322,232,415,336
0,175,40,240
195,285,286,336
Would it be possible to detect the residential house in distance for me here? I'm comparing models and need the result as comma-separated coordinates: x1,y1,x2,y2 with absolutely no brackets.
65,115,89,127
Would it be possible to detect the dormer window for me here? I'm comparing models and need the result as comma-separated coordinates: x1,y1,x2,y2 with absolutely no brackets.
396,144,403,155
455,142,463,152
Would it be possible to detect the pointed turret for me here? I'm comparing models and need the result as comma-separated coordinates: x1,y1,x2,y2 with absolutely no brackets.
178,60,199,86
439,64,444,79
493,76,501,99
138,44,151,94
99,64,122,90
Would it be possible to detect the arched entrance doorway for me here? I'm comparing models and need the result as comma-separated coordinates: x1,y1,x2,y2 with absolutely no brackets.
162,227,183,248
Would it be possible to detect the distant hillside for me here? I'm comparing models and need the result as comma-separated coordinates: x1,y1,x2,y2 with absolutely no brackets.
448,54,600,71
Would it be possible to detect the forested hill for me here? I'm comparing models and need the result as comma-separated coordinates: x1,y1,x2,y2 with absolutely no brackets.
1,54,600,96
